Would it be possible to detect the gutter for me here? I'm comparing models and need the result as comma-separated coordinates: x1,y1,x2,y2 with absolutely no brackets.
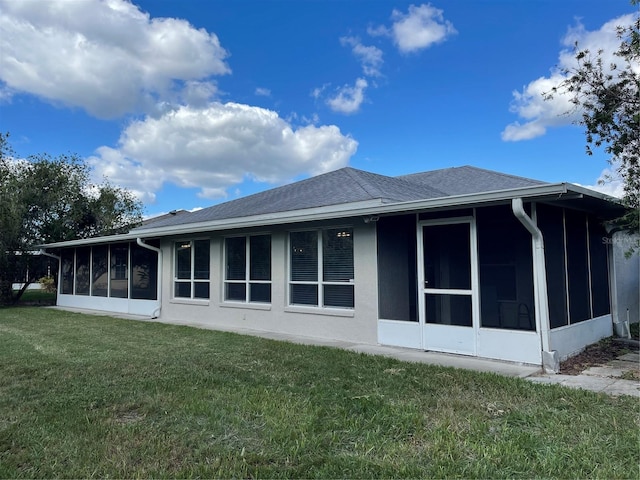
133,183,581,237
39,182,617,250
38,249,61,262
511,198,557,373
136,238,162,319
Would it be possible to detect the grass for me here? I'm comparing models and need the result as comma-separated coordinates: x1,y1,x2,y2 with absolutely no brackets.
11,290,56,306
1,308,639,479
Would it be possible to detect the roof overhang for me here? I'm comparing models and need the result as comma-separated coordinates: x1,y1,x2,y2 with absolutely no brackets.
39,182,625,249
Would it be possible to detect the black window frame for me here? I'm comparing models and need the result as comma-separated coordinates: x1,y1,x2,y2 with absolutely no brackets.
289,227,355,309
173,239,210,300
224,234,272,304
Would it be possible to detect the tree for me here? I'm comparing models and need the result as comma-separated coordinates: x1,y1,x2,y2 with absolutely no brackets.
546,4,639,240
0,133,143,305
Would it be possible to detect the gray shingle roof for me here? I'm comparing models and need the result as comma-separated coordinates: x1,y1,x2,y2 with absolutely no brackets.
399,166,545,196
133,165,547,231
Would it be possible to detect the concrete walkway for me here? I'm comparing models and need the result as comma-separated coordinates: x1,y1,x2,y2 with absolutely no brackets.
51,307,639,397
529,352,640,397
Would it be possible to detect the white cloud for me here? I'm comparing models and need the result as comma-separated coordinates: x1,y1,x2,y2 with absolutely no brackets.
0,0,230,118
88,102,358,201
311,84,329,100
502,13,637,142
319,4,453,116
371,3,456,53
180,81,220,108
501,73,579,141
255,87,272,97
340,36,384,77
577,162,625,198
88,146,162,205
327,78,368,114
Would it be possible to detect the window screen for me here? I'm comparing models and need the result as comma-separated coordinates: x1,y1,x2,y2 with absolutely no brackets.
110,244,129,298
91,245,108,297
60,250,74,295
75,247,90,296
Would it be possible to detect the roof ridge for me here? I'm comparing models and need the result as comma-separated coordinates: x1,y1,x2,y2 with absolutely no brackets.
344,167,448,200
397,173,449,197
343,167,390,199
456,165,545,184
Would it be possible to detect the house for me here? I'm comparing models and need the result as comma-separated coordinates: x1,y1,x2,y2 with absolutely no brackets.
40,165,639,372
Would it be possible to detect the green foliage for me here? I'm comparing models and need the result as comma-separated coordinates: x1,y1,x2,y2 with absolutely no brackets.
37,276,57,294
546,5,639,240
0,132,144,305
630,321,639,340
0,308,638,479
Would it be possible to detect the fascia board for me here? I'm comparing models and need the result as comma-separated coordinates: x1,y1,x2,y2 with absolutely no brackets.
565,182,623,203
37,232,145,249
133,183,577,238
132,198,387,236
39,182,617,248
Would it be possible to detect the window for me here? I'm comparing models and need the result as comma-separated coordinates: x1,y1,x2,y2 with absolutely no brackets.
224,235,271,303
289,228,354,308
110,243,129,298
91,245,108,297
377,215,418,322
60,250,74,294
537,204,568,328
174,239,210,299
131,241,159,300
477,205,535,331
566,211,591,323
75,247,90,296
538,205,611,327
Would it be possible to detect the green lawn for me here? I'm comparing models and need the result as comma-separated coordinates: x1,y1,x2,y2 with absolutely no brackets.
13,290,56,305
1,307,638,479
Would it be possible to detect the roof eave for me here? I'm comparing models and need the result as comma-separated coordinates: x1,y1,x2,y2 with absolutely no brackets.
130,183,581,237
37,232,150,249
39,183,622,249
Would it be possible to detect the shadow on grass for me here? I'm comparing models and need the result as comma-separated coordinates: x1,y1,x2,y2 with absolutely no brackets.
7,290,57,307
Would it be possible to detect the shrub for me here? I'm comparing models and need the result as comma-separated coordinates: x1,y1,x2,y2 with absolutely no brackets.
38,276,57,293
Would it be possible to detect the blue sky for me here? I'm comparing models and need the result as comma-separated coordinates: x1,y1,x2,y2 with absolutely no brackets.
1,0,636,217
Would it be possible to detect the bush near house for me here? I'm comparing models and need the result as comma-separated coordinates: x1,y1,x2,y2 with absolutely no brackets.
37,276,56,293
0,307,638,479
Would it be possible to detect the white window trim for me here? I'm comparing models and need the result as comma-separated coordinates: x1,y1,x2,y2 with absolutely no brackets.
223,234,272,305
288,226,355,310
173,239,210,300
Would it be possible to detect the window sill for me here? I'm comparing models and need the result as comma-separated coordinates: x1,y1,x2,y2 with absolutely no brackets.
170,298,210,306
221,302,271,311
285,306,355,317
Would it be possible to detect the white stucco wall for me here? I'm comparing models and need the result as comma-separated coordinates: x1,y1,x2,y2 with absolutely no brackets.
550,314,613,361
157,220,380,345
611,232,640,327
57,294,158,317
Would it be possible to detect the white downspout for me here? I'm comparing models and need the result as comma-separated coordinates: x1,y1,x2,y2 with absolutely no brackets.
39,249,61,292
606,239,622,335
136,238,162,319
38,249,61,262
511,199,557,372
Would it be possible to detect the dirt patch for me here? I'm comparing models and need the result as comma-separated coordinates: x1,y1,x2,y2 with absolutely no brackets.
113,410,145,424
560,338,639,375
